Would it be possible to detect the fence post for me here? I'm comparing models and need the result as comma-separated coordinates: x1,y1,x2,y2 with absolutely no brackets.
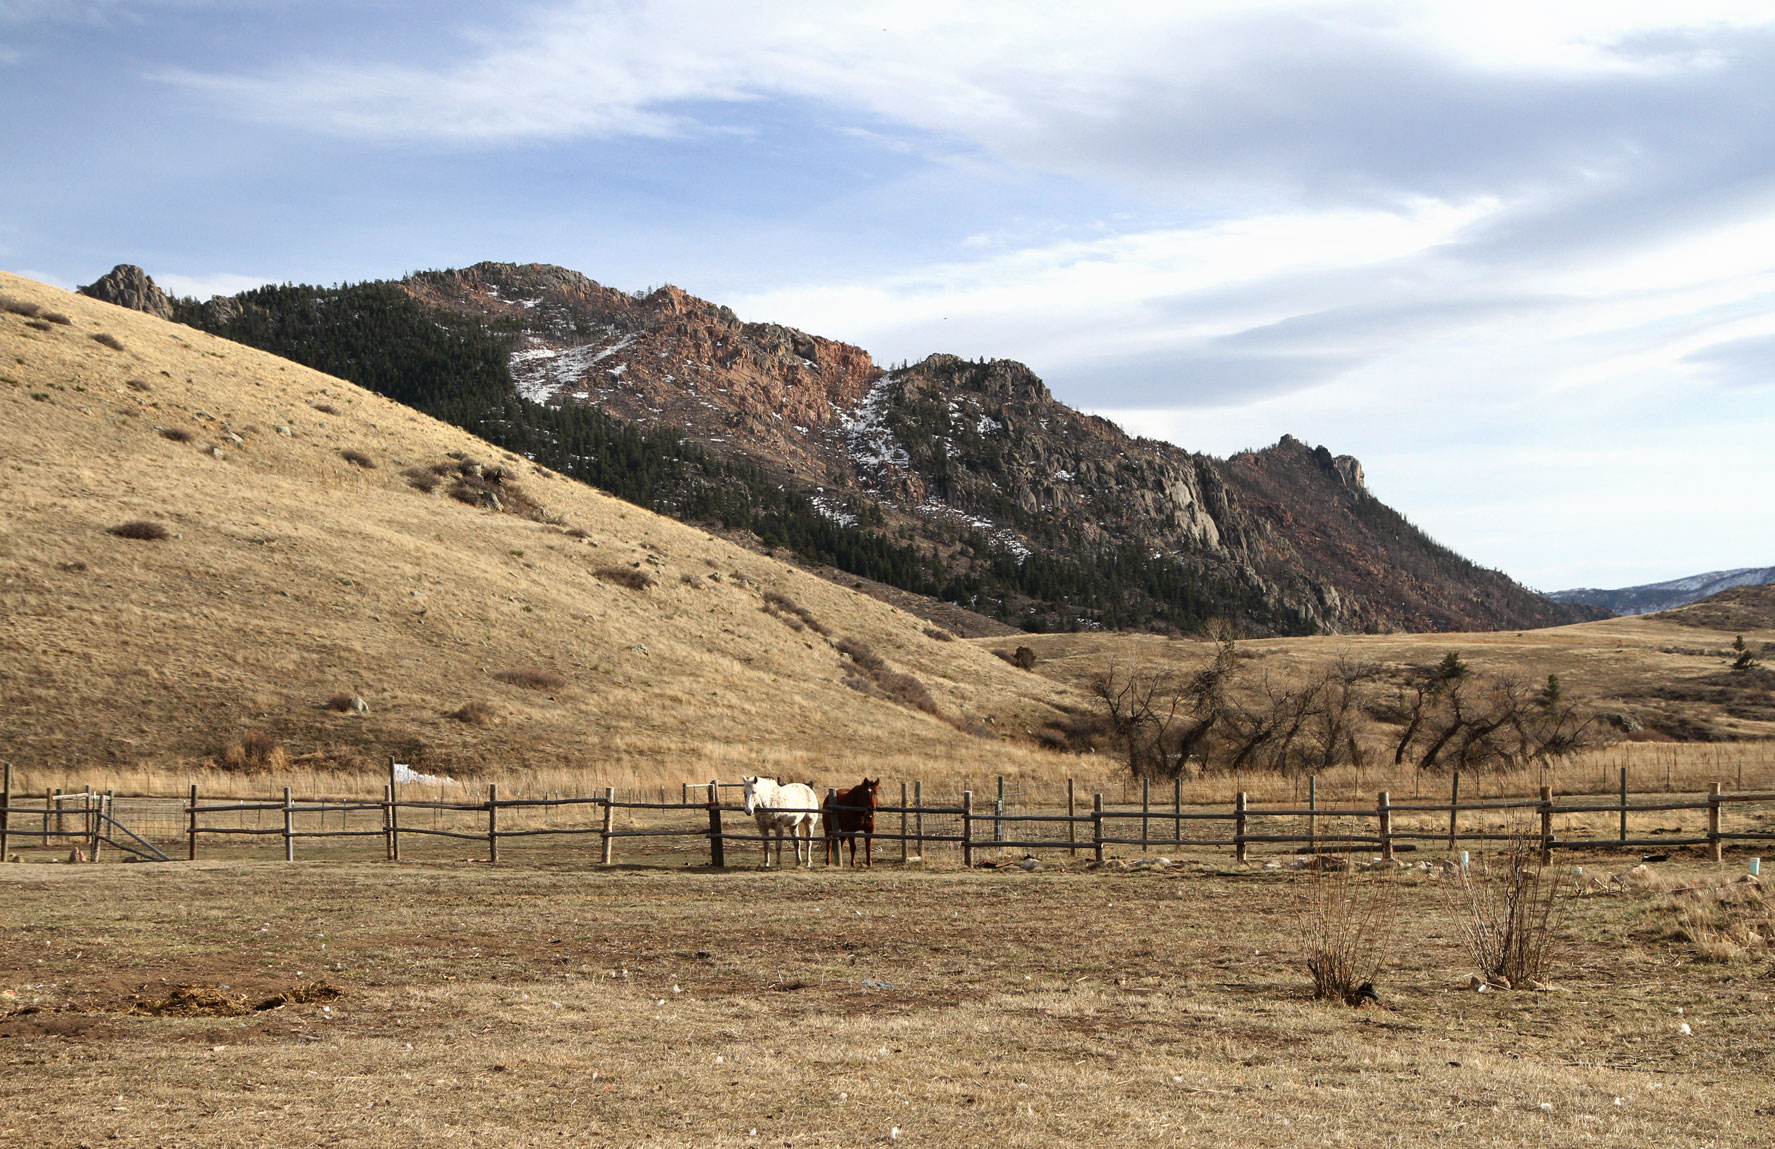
1307,775,1317,854
1708,782,1722,864
1141,777,1150,852
43,786,52,847
1234,792,1248,863
914,781,924,858
1448,772,1460,850
0,761,10,861
85,786,95,857
487,783,499,864
1619,767,1628,844
53,787,63,842
387,758,401,862
282,787,294,862
899,781,908,864
188,783,198,861
961,791,974,868
1378,791,1393,862
1067,778,1077,856
1538,785,1553,863
995,776,1005,852
1092,793,1104,864
707,780,725,868
600,786,615,865
1173,776,1182,847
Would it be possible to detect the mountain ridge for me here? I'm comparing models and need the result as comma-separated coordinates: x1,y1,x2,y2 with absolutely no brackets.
90,261,1604,637
1551,567,1775,616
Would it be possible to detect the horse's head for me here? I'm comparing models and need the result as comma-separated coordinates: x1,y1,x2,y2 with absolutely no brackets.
858,777,880,802
741,776,761,815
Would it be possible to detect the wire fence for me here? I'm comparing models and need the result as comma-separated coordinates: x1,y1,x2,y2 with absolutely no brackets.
5,763,1772,868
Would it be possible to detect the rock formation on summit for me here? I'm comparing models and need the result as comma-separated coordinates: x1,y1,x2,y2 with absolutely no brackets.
78,264,174,319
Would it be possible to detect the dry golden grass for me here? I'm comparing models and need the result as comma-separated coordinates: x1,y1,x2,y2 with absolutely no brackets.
3,856,1772,1147
0,271,1085,794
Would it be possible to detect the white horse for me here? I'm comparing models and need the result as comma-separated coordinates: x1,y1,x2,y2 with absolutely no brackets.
741,776,822,869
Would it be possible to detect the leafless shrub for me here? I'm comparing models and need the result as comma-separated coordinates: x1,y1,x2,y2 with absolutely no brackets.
763,590,831,636
108,520,169,541
1303,862,1395,1006
25,319,52,332
680,571,703,588
160,427,194,443
340,449,376,469
220,731,288,773
1442,836,1565,988
923,626,954,642
312,403,341,415
1,294,42,317
126,378,151,392
493,667,566,691
42,311,71,325
594,565,654,591
90,332,125,351
452,701,499,726
402,466,440,493
564,527,591,539
836,637,885,674
446,458,548,520
59,560,87,573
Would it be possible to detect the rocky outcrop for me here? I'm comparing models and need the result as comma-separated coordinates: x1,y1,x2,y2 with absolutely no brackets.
78,264,174,319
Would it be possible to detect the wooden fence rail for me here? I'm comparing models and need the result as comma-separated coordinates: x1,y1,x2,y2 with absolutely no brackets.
5,762,1772,869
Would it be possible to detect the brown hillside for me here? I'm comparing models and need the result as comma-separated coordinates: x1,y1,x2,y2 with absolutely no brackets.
0,272,1086,783
1653,584,1775,632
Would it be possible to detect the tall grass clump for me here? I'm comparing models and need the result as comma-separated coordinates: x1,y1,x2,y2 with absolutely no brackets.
219,731,289,773
1443,835,1565,988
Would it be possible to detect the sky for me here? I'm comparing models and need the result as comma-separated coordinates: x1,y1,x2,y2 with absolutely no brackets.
4,0,1774,592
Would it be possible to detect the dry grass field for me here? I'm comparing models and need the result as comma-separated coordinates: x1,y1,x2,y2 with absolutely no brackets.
4,854,1773,1147
0,271,1083,793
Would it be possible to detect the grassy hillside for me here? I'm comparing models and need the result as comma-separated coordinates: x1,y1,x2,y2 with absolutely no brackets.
0,272,1087,789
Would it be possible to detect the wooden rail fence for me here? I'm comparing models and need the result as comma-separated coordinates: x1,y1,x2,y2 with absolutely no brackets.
4,763,1771,868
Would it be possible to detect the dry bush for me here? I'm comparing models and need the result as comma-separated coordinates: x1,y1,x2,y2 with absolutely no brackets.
564,527,591,539
594,565,654,591
1303,863,1395,1006
108,520,169,541
452,701,499,726
923,626,955,642
1443,836,1565,988
220,731,289,773
159,427,194,443
341,449,376,469
313,403,342,415
42,311,71,325
763,590,831,636
126,378,152,392
90,332,125,351
402,466,440,493
446,458,548,520
25,320,52,332
836,637,886,674
1,294,42,317
493,668,566,691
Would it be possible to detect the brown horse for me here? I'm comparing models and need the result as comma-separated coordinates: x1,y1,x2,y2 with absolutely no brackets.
822,778,879,867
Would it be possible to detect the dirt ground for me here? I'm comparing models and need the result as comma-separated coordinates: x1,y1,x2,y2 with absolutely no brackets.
4,850,1772,1147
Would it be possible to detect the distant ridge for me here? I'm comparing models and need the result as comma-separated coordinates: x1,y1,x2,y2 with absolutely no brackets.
1549,567,1775,616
